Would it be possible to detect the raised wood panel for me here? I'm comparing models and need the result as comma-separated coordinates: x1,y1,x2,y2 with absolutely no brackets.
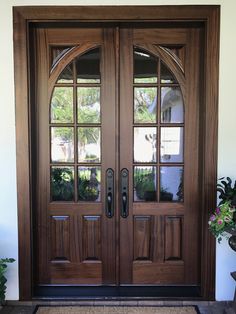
82,216,101,261
133,262,184,284
165,216,183,261
50,216,70,262
134,216,151,261
50,261,102,284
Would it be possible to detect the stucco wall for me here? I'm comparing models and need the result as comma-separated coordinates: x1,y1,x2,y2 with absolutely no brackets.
0,0,235,301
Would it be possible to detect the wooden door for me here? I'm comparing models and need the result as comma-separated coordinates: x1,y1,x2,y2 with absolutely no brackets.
33,24,203,291
119,27,202,285
34,27,117,285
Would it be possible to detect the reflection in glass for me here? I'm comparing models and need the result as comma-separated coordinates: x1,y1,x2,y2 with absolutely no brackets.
50,87,73,123
134,127,157,162
57,63,73,83
160,127,183,163
134,87,157,123
134,166,157,202
78,167,101,202
134,49,158,83
77,87,100,123
78,127,101,163
76,48,100,83
51,127,74,162
160,62,177,84
160,166,183,202
161,87,184,123
51,166,74,201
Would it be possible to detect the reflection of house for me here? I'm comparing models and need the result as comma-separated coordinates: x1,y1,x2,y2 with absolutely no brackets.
161,87,184,123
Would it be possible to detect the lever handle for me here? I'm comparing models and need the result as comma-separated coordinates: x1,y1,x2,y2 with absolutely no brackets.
121,168,129,218
106,168,114,218
107,192,113,218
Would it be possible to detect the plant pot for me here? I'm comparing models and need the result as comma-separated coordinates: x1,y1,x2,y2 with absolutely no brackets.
160,191,173,201
144,191,156,201
229,235,236,252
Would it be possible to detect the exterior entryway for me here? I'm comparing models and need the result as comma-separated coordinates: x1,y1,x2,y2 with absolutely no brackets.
13,6,220,300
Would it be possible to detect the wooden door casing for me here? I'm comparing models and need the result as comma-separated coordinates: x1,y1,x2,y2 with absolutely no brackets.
13,6,220,299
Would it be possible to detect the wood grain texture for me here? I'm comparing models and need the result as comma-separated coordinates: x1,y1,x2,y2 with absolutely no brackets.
50,216,70,262
13,8,32,301
14,6,220,21
134,216,151,261
165,216,183,261
82,216,101,261
133,262,184,284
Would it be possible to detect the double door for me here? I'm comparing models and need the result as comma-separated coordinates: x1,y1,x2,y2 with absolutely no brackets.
34,24,202,291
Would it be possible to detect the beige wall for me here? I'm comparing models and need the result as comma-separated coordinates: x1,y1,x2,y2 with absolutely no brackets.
0,0,235,301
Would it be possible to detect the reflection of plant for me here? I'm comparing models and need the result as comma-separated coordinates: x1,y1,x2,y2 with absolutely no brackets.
134,169,155,200
51,168,74,201
51,87,73,123
134,88,156,123
135,106,155,123
160,187,173,201
0,258,15,303
176,169,184,202
78,169,99,201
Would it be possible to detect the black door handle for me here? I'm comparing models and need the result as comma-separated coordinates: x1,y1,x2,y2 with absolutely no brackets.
121,168,129,218
106,168,114,218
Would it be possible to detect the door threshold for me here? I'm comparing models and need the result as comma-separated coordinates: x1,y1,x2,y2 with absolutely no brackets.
34,285,201,299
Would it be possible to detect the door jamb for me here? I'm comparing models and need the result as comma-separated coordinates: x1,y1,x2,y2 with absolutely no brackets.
13,5,220,300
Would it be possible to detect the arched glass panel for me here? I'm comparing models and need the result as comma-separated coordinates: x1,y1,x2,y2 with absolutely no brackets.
50,47,102,202
132,47,184,203
76,48,101,83
134,49,158,83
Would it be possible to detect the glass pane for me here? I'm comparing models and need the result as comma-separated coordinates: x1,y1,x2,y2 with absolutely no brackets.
76,48,100,83
51,166,74,201
78,167,101,202
134,127,157,163
57,63,73,83
51,46,71,69
134,49,158,83
50,87,73,123
78,127,101,163
160,166,183,202
51,127,74,162
161,87,184,123
134,166,157,202
77,87,100,123
134,87,157,123
160,62,177,84
160,127,183,163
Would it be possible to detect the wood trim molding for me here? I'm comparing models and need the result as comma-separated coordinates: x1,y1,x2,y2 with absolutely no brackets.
13,5,220,300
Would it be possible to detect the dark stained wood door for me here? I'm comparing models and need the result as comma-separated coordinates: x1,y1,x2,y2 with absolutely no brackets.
33,24,203,289
119,27,202,285
34,27,117,285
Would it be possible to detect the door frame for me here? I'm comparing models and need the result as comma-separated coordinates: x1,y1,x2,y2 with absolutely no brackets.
13,5,220,300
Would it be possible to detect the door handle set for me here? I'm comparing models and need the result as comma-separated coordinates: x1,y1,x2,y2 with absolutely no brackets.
105,168,129,218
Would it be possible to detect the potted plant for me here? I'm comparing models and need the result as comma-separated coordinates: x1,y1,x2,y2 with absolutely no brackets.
209,177,236,246
0,258,15,306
